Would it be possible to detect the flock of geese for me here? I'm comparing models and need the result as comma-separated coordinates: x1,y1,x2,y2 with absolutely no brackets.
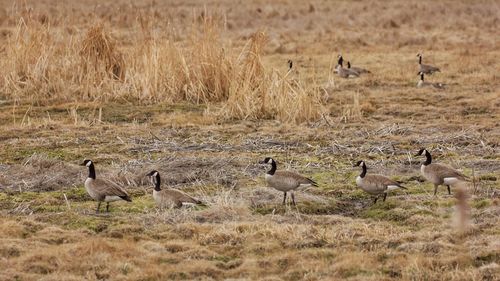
331,53,445,89
80,148,469,213
76,52,459,213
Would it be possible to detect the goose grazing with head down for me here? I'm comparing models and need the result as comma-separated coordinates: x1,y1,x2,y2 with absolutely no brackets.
417,72,445,89
334,54,360,78
147,170,202,208
354,160,406,203
80,159,132,213
347,61,370,74
415,148,469,196
417,53,441,75
260,157,318,205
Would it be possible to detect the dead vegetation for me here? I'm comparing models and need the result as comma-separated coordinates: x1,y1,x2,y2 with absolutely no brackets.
0,0,499,280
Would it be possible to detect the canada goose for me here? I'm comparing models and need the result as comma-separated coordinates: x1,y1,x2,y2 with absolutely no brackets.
146,170,202,208
347,61,370,74
417,72,445,89
80,159,132,213
260,157,318,205
335,54,360,78
336,64,360,78
354,160,406,203
415,148,469,196
417,53,440,74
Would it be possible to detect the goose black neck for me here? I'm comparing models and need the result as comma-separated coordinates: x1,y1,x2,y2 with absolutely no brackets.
267,160,277,175
347,61,351,68
338,56,343,66
359,163,367,178
424,150,432,165
154,174,161,191
88,163,96,179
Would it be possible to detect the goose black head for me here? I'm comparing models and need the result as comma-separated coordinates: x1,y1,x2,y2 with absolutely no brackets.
353,160,365,167
416,53,422,57
287,59,293,70
259,157,274,164
337,54,344,66
147,170,161,188
80,159,93,167
147,170,159,178
415,148,426,157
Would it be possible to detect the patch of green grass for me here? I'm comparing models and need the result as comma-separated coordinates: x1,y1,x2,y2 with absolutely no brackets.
471,199,491,209
251,199,338,215
1,147,82,163
360,201,413,223
478,174,497,181
117,196,155,213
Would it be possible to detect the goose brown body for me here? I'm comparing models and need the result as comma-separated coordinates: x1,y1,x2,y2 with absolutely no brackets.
335,64,360,78
421,164,468,186
417,53,440,74
265,170,318,192
356,174,403,195
148,171,202,208
84,178,131,202
347,61,370,74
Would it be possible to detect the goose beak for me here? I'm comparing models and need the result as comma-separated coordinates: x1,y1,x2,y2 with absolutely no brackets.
79,162,86,166
258,160,265,164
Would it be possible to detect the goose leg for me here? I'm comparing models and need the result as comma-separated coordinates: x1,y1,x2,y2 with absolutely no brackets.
106,202,110,212
283,192,287,205
96,202,101,214
291,192,296,206
383,193,388,202
373,197,378,204
447,185,451,195
433,184,439,196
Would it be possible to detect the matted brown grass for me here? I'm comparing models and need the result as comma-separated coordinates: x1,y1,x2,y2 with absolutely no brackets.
0,0,499,280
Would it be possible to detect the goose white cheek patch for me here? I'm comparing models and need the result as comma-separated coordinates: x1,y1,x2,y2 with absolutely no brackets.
86,161,92,167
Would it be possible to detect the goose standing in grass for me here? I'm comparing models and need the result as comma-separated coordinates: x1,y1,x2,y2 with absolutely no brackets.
417,53,440,74
260,157,318,205
335,55,360,78
354,160,406,203
146,170,202,208
80,159,132,213
415,148,469,196
347,61,370,74
417,72,445,89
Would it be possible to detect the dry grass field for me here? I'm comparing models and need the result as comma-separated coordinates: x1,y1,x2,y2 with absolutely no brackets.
0,0,499,280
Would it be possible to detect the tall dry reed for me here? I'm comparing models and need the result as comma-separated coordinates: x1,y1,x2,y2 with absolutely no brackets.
0,14,324,123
